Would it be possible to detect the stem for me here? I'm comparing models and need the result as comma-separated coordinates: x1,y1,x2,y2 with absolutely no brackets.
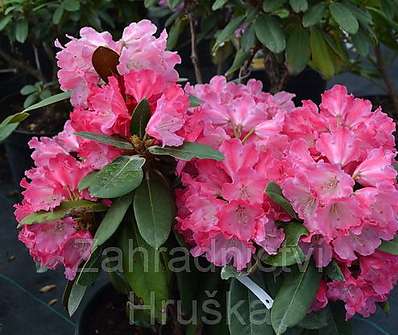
188,13,203,84
33,44,42,76
42,41,58,83
374,44,398,117
0,48,45,82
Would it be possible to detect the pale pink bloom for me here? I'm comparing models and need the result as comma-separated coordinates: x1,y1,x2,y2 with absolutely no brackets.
117,20,180,81
55,121,80,152
353,149,396,187
300,234,333,267
254,217,285,255
146,84,189,146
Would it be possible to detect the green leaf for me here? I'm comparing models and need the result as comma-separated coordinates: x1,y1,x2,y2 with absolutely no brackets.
167,17,185,50
228,277,273,335
289,0,308,13
63,0,80,11
351,30,370,57
286,27,310,75
255,15,286,53
266,182,297,219
81,155,145,199
15,20,28,43
214,16,245,51
118,221,170,321
299,308,330,330
149,142,224,161
329,3,359,34
130,99,151,138
221,265,242,280
323,303,352,335
302,3,326,27
92,194,133,250
169,0,182,9
133,172,174,249
378,236,398,255
22,91,70,112
67,282,87,316
310,28,335,79
23,94,39,109
241,24,256,52
20,85,37,96
212,0,228,11
75,132,133,150
0,112,29,142
19,200,107,227
325,260,344,281
144,0,157,8
0,123,18,142
76,247,102,286
52,5,64,25
271,264,322,335
0,16,12,31
263,0,287,12
265,222,308,267
226,49,251,76
189,95,202,107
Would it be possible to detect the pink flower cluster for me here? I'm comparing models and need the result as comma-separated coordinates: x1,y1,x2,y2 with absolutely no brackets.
176,76,296,270
280,85,398,318
15,127,94,280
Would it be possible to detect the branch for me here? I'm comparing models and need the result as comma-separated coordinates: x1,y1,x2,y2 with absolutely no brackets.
0,48,44,82
188,13,203,84
374,44,398,118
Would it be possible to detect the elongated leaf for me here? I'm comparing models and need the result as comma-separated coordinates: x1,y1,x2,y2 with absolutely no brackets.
263,0,287,12
324,303,352,335
329,3,359,34
255,15,286,53
118,221,170,321
75,131,133,150
214,16,245,50
76,247,102,286
19,200,107,227
149,142,224,161
134,172,174,249
15,20,28,43
229,277,273,335
351,30,370,57
378,236,398,255
0,16,12,31
241,24,256,52
310,28,335,79
289,0,308,13
22,91,70,112
0,123,18,142
67,282,87,316
265,222,308,267
92,46,120,82
303,3,326,27
271,264,321,335
92,194,132,250
82,155,145,198
299,308,330,330
226,49,251,76
130,99,151,138
286,27,310,75
212,0,228,10
189,95,202,107
325,260,344,281
266,182,297,219
167,17,185,50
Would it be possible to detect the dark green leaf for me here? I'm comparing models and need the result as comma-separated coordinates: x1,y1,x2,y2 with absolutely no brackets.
323,303,352,335
310,28,335,79
289,0,308,13
67,282,87,316
19,200,107,227
0,112,29,142
265,222,308,267
118,221,170,321
325,260,344,281
15,20,28,43
149,142,224,161
262,0,287,12
266,182,297,219
23,94,38,109
133,172,174,249
76,247,102,286
130,99,151,138
81,155,145,198
241,24,256,52
92,194,133,250
271,264,322,335
75,132,133,150
229,277,273,335
52,5,64,25
329,3,359,34
286,27,310,75
20,85,37,96
22,91,70,112
0,16,12,31
169,0,182,9
299,308,330,330
214,16,245,50
226,49,251,76
378,236,398,255
255,15,286,53
212,0,228,11
189,95,202,107
63,0,80,11
351,30,370,57
302,3,326,27
167,17,185,50
144,0,157,8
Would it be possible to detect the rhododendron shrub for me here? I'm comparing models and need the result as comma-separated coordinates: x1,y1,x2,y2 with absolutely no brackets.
11,19,398,335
